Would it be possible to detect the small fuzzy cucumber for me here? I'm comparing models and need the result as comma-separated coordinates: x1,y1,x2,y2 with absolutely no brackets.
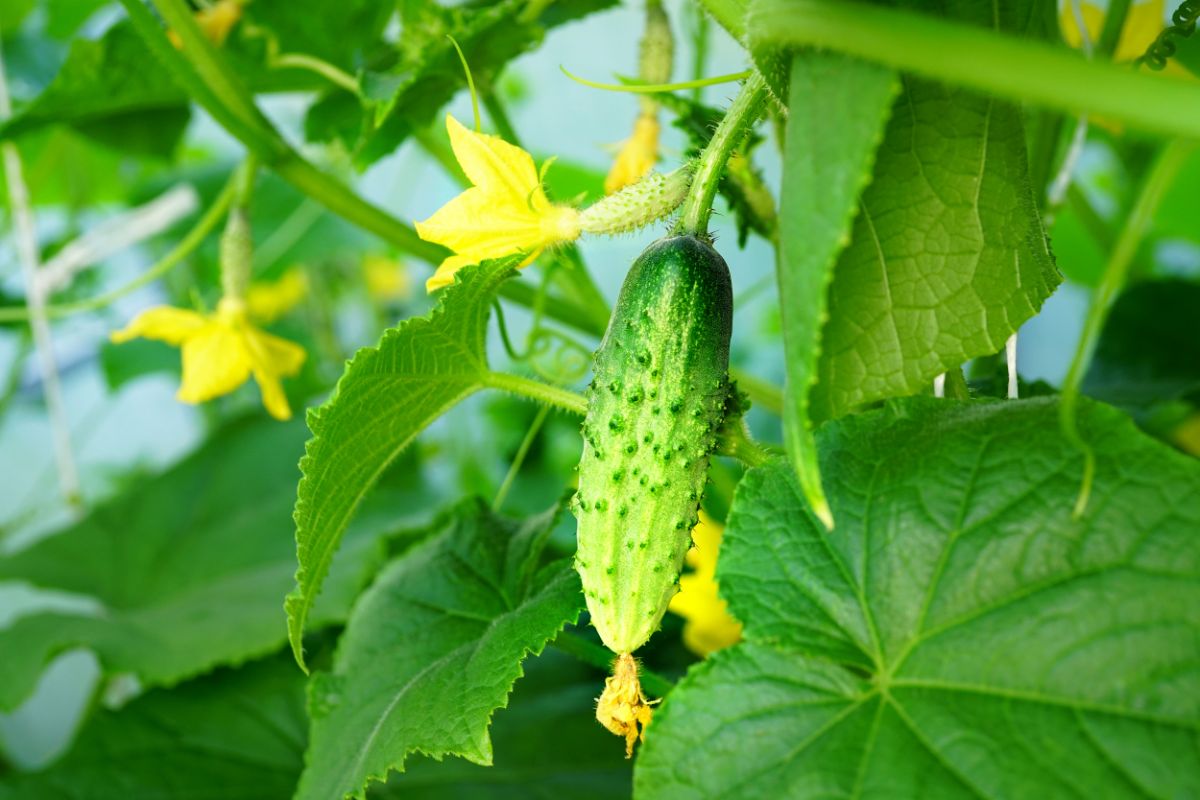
573,235,733,656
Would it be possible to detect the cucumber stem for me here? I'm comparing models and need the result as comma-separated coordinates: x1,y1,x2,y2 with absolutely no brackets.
675,71,769,236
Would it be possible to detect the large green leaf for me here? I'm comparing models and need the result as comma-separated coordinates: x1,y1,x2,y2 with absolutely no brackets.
0,653,308,799
776,51,897,527
0,20,189,158
761,0,1062,421
296,500,584,800
809,75,1059,420
378,648,633,799
635,398,1200,799
287,257,519,668
0,418,397,711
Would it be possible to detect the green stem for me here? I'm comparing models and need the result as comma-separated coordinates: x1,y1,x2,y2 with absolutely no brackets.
483,371,589,415
748,0,1200,139
689,2,712,102
551,630,674,697
273,53,360,95
0,173,238,323
716,421,775,466
482,90,520,144
493,404,550,510
1059,140,1195,517
1096,0,1132,59
151,0,271,138
675,71,768,235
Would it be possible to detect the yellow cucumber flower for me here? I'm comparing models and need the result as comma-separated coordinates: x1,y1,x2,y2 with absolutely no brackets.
668,511,742,657
605,114,661,194
414,115,582,293
110,298,306,421
245,268,309,323
168,0,244,49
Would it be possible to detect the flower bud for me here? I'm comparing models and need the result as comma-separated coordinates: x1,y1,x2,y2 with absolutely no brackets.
580,167,691,236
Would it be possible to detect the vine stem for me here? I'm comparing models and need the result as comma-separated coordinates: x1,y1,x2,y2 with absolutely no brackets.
1059,139,1195,517
493,404,550,510
748,0,1200,139
675,71,768,236
483,372,589,416
0,32,81,510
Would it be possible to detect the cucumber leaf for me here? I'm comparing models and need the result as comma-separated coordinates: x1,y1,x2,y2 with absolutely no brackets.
0,418,399,711
287,257,519,669
809,74,1059,420
381,648,633,799
636,397,1200,799
776,51,897,528
750,0,1061,422
0,20,189,158
296,500,583,800
0,654,308,799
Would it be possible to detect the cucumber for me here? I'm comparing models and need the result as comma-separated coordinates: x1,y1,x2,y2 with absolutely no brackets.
573,234,733,657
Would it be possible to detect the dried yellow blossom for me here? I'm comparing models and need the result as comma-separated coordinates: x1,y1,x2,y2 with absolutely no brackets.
414,115,581,293
667,511,742,657
110,298,305,420
595,653,656,758
605,114,661,194
245,269,309,323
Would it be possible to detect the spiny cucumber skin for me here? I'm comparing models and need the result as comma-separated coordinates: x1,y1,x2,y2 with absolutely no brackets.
572,235,733,654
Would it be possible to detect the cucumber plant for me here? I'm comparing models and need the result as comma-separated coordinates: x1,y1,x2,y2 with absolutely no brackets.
1,1,1199,798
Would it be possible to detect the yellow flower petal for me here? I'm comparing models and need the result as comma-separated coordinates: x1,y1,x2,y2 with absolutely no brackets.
245,269,309,323
242,324,307,420
177,322,252,404
445,114,543,207
242,324,308,377
425,252,481,293
415,115,581,293
605,114,660,194
667,511,742,657
112,301,306,420
110,305,207,345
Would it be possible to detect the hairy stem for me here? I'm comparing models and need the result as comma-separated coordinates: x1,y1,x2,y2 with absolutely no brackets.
483,372,589,416
676,71,768,235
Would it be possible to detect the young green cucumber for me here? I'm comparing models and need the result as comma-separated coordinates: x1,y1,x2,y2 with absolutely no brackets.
573,234,733,657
